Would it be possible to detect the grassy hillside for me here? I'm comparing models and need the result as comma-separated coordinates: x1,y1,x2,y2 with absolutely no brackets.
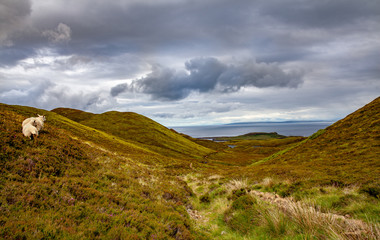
0,103,208,239
52,107,95,122
247,96,380,186
52,108,213,158
1,98,379,239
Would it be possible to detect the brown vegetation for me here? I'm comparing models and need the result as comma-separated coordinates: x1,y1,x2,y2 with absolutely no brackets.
0,96,379,239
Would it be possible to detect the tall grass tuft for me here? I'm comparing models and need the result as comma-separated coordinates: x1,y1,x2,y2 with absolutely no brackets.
283,199,380,239
224,179,249,195
262,207,289,237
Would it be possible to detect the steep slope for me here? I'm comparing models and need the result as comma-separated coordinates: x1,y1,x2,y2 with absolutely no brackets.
0,103,204,239
52,108,213,158
247,97,380,186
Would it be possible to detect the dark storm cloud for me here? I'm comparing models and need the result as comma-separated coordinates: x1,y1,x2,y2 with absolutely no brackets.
3,0,380,65
28,0,258,55
26,0,378,54
111,57,304,100
0,0,31,46
259,0,380,29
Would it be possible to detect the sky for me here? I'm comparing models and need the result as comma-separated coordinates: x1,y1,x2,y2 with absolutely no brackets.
0,0,379,126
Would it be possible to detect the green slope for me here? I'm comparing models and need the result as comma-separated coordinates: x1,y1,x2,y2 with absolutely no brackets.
52,107,95,122
0,103,206,239
2,99,379,239
52,108,213,158
248,97,380,186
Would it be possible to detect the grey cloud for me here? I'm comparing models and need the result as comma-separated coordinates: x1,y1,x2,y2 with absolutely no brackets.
0,0,31,46
259,0,380,29
42,23,71,43
180,113,195,119
0,80,115,112
110,83,129,97
24,0,260,57
153,113,175,119
0,47,36,66
1,0,379,126
52,55,92,71
111,57,304,101
65,55,92,66
152,112,195,119
3,0,379,67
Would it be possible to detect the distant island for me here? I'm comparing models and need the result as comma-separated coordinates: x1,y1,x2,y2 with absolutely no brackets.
198,132,288,141
225,120,335,125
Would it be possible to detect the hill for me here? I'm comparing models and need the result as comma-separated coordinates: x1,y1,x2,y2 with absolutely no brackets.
247,97,380,186
1,99,379,239
52,108,213,158
0,103,210,239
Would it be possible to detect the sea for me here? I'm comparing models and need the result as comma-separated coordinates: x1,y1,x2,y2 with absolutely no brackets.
170,121,334,138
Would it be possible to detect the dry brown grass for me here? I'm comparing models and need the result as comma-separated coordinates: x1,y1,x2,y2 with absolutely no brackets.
250,190,380,239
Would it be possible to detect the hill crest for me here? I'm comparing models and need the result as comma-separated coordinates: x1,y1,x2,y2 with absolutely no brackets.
52,107,213,158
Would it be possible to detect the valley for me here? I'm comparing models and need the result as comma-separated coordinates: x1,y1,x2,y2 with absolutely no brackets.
0,97,379,239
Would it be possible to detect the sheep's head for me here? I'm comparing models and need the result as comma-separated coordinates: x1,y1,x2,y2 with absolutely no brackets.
37,114,46,122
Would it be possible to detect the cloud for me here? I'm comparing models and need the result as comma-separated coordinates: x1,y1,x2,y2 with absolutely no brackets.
0,0,31,46
42,23,72,43
1,0,379,127
152,113,175,119
110,83,129,97
259,0,380,29
111,57,304,100
0,80,115,112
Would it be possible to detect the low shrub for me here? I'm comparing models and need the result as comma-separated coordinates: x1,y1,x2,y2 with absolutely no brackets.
199,193,211,204
231,194,256,210
360,184,380,199
228,188,247,201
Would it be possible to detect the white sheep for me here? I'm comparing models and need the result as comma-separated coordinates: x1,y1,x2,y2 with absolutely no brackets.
22,120,39,139
22,114,46,131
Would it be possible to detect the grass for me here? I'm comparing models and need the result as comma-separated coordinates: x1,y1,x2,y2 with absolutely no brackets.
52,108,214,158
0,96,379,239
0,104,206,239
184,176,380,239
242,97,380,186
